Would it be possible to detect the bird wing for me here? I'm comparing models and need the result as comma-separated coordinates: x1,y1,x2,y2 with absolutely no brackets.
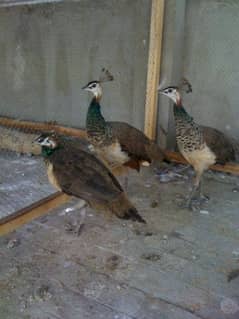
202,126,235,164
51,147,123,203
108,121,167,163
108,121,152,162
61,136,92,153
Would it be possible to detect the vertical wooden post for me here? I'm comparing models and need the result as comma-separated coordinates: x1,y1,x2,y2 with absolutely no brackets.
144,0,165,140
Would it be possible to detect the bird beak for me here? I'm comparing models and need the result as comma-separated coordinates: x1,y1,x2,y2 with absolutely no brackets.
81,84,88,90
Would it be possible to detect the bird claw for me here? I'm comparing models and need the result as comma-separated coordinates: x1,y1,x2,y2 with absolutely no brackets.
178,202,198,212
199,194,210,202
178,196,207,211
177,200,193,210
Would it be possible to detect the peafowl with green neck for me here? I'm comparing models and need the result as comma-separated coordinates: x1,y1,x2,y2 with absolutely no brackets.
35,132,146,223
82,69,168,186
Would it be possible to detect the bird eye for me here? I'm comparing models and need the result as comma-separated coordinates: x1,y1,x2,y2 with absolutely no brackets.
91,83,96,88
168,89,172,93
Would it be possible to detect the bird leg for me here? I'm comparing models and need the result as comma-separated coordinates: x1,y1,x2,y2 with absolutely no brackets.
180,170,203,210
66,200,88,235
197,180,210,202
124,176,129,190
184,184,200,210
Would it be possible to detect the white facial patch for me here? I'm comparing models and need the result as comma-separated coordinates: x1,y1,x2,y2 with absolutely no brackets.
40,137,56,148
162,88,178,104
85,82,102,98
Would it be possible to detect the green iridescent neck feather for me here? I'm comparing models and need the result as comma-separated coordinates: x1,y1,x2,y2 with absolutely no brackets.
173,104,194,123
41,145,61,157
86,97,107,134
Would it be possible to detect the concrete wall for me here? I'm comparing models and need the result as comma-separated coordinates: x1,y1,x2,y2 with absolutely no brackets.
0,0,151,130
183,0,239,140
158,0,239,148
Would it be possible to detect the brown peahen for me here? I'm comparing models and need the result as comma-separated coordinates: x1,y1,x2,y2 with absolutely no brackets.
82,69,168,186
159,84,238,209
35,132,146,223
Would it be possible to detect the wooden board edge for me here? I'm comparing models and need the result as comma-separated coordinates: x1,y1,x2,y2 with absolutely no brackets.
144,0,165,139
0,116,87,138
0,192,70,236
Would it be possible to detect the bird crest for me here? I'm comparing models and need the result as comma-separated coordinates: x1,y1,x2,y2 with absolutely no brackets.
180,77,192,93
99,68,114,83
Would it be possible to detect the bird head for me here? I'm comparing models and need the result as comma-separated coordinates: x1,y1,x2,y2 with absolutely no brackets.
158,77,192,106
34,132,59,149
82,80,102,99
158,86,182,106
82,68,113,100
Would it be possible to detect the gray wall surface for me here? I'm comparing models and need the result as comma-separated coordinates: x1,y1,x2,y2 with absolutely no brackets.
0,0,151,130
158,0,239,147
183,0,239,140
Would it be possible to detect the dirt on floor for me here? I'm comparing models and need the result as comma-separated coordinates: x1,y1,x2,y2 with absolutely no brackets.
0,153,239,319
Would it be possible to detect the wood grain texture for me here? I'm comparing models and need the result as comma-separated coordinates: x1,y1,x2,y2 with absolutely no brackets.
144,0,165,139
0,116,87,138
0,192,70,236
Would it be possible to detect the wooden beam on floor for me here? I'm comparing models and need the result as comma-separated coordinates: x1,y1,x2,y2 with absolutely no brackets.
165,150,239,176
144,0,165,140
0,192,71,236
0,116,87,138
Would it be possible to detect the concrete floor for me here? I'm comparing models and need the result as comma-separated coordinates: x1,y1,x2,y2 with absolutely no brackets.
0,153,239,319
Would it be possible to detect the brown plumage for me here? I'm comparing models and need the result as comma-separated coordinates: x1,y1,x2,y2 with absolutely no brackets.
35,133,146,223
109,121,165,164
159,85,237,209
202,126,236,164
82,71,168,180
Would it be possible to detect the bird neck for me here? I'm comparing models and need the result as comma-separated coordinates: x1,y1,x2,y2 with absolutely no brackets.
41,145,61,158
86,97,106,133
94,90,102,102
173,103,194,123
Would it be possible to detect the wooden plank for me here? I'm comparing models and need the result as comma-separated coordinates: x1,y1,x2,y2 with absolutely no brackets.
0,116,87,138
165,150,239,176
0,192,70,236
144,0,165,140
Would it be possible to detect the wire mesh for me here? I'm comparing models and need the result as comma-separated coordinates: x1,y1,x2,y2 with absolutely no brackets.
0,123,56,221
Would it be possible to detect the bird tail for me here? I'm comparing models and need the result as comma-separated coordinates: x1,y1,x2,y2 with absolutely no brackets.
232,138,239,162
146,142,170,163
108,193,146,223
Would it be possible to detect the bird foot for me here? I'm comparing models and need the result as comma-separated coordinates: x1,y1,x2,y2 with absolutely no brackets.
177,200,196,211
199,193,210,202
178,195,208,211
